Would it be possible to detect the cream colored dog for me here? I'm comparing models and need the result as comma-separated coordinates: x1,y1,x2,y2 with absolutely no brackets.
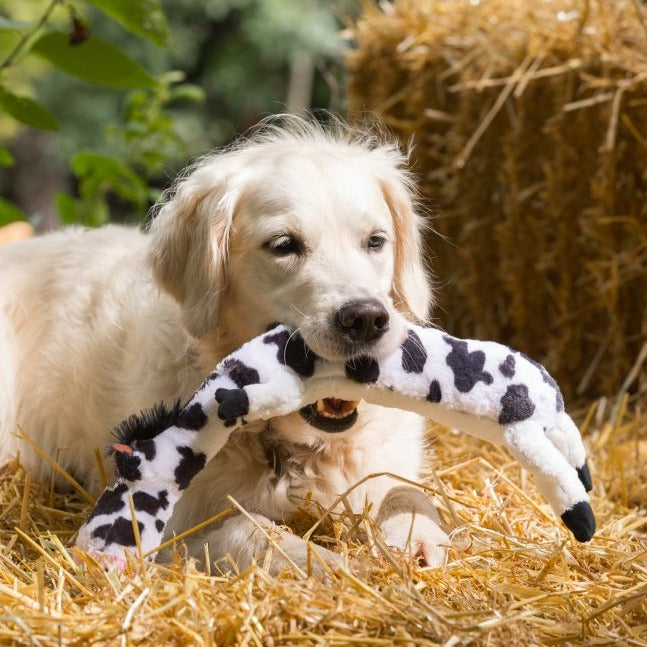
0,118,449,571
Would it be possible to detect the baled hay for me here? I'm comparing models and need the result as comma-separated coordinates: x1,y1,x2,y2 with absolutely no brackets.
347,0,647,401
0,393,645,645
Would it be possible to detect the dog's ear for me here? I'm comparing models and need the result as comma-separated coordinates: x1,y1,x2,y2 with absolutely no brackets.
379,176,433,323
147,164,236,339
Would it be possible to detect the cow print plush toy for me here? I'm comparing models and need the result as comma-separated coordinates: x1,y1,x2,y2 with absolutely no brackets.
75,324,595,566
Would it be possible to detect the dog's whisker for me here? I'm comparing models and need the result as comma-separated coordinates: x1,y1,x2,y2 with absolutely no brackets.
289,304,308,319
285,326,305,366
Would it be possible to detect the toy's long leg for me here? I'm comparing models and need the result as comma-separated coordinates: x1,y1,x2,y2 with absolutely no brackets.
544,412,592,492
502,421,595,542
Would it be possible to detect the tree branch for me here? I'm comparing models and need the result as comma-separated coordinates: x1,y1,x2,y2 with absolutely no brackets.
0,0,61,74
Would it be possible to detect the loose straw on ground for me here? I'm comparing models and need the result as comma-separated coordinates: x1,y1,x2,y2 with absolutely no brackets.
0,387,644,644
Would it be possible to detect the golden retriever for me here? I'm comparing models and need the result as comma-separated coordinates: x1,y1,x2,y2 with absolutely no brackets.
0,117,449,571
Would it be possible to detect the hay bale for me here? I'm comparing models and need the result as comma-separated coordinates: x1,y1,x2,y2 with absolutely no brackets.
347,0,647,400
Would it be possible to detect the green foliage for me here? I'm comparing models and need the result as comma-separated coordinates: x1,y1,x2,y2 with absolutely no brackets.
85,0,169,46
0,85,58,130
0,0,199,226
0,0,353,229
114,76,205,176
31,32,157,89
0,143,12,166
57,73,204,225
56,153,147,226
245,0,340,62
0,195,25,224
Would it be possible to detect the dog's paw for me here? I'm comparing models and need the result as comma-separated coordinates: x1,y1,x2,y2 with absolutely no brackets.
378,512,450,568
275,534,346,577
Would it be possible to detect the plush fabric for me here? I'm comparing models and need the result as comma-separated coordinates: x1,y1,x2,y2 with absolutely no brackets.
76,324,595,564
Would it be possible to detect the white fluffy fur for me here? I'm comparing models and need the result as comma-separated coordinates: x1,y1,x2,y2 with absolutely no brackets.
0,118,449,570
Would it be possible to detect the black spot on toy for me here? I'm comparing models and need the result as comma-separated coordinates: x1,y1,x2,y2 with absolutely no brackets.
91,523,112,541
174,446,207,490
134,439,156,461
114,451,142,482
427,380,442,403
264,329,317,377
444,336,493,392
401,329,427,374
176,402,208,431
520,352,564,412
222,358,260,388
345,356,380,383
132,490,169,516
498,384,536,424
106,517,143,547
87,482,128,522
577,462,593,492
199,371,219,391
499,354,516,378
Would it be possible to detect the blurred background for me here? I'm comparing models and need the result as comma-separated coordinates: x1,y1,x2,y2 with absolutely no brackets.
0,0,358,231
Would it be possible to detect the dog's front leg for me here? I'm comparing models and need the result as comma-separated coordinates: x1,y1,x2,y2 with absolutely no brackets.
374,485,450,568
178,513,344,576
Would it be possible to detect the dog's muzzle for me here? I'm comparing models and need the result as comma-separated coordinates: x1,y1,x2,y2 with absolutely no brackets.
336,299,389,344
298,299,388,433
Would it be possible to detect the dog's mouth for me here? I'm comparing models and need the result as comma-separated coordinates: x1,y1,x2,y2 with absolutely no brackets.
299,398,359,433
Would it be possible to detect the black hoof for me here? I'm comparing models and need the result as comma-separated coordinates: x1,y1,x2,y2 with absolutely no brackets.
215,388,249,424
561,501,596,542
576,462,593,492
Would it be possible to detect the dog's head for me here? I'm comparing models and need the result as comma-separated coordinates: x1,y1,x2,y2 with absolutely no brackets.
148,117,432,434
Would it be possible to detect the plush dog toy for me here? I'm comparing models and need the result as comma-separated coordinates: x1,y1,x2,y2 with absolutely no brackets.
75,324,595,564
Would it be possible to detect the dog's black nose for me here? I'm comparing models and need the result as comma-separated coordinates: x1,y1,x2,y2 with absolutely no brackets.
337,300,390,343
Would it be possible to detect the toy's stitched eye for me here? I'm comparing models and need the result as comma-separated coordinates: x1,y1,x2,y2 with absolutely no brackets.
264,235,304,256
367,233,386,251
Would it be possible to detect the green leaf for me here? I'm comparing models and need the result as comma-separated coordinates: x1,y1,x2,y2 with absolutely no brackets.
0,198,26,226
71,151,148,205
0,144,14,167
85,0,169,46
83,199,110,227
55,192,79,225
169,84,206,104
31,33,157,89
0,87,58,131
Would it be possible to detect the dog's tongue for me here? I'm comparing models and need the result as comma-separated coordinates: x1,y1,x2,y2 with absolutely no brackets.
316,398,358,419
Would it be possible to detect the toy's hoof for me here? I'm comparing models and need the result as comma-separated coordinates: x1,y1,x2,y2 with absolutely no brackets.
215,388,249,426
561,501,596,542
576,462,593,492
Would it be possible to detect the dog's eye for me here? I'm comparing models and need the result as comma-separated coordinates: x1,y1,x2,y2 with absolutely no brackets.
367,234,387,251
264,235,304,256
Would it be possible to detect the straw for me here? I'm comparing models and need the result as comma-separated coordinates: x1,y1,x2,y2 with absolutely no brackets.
0,388,644,644
347,0,647,402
